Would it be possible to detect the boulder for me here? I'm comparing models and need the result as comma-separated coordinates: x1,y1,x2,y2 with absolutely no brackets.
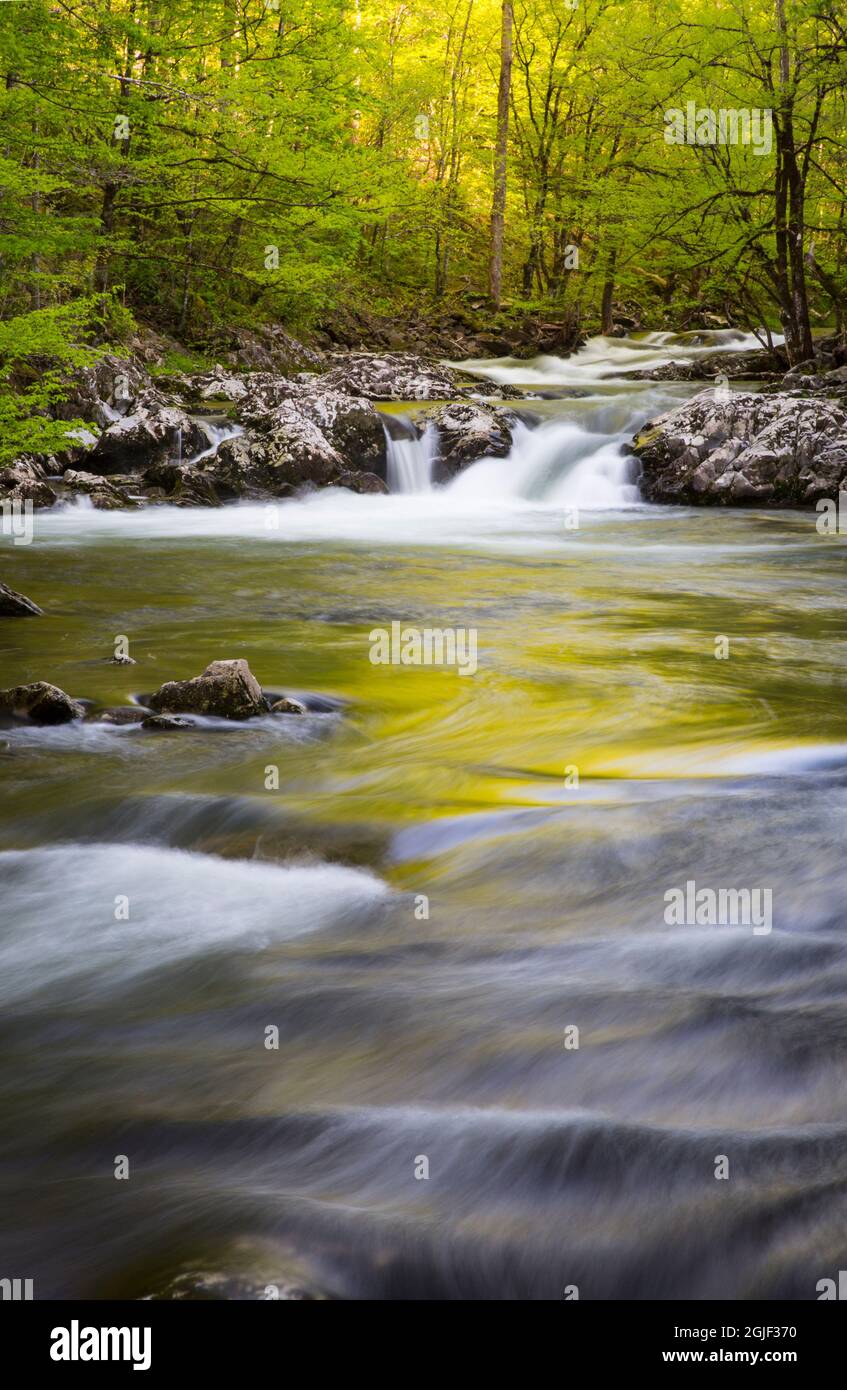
96,706,148,724
271,697,307,714
148,659,266,720
231,373,303,422
296,390,387,475
142,461,221,507
208,413,346,496
630,390,847,505
52,353,151,429
0,681,84,724
820,365,847,387
86,389,208,473
171,368,250,404
0,580,42,616
318,352,462,401
417,401,520,482
1,457,56,509
236,381,388,478
61,471,137,510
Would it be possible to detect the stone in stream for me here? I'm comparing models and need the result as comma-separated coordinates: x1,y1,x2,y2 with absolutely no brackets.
54,352,151,430
629,390,847,505
207,386,389,496
148,659,266,720
0,580,43,617
0,681,85,724
238,382,388,476
140,714,197,731
142,460,222,507
270,697,307,714
96,706,148,724
61,470,137,510
334,470,388,494
416,401,521,482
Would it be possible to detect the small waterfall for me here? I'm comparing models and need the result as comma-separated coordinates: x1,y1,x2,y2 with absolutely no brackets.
446,417,640,508
384,423,438,493
187,420,244,465
174,425,182,465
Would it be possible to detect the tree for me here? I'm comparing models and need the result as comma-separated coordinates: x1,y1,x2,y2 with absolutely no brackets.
488,0,512,305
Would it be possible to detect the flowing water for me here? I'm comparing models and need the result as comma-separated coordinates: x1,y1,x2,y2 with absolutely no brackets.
2,332,846,1301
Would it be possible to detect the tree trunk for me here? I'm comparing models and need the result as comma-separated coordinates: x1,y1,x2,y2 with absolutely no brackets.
600,249,617,334
774,0,814,364
488,0,512,307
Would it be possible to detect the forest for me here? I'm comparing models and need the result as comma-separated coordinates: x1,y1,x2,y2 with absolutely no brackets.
1,0,846,382
4,0,847,1322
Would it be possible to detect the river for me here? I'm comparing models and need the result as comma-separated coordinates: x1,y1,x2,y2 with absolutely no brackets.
1,332,845,1300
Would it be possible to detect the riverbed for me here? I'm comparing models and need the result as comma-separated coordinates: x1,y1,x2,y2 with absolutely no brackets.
2,333,846,1299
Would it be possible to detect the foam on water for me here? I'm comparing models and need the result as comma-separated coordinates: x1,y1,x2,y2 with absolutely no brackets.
452,328,782,387
0,844,391,1003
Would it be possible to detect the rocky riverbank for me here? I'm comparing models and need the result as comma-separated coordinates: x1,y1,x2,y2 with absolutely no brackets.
2,328,846,519
1,347,527,511
629,390,847,506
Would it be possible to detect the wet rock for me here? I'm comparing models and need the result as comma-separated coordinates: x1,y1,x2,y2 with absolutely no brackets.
417,401,520,481
108,653,137,666
299,391,387,475
148,659,266,720
61,470,137,510
619,348,784,383
263,689,345,713
319,352,461,401
96,706,147,724
0,681,84,724
209,416,346,496
142,461,221,507
334,470,389,494
86,389,208,473
1,457,57,509
270,697,307,714
0,580,43,617
141,714,196,731
236,383,388,478
630,390,847,505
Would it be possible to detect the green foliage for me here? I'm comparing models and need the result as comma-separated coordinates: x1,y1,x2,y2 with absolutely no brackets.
0,0,844,352
0,299,115,467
